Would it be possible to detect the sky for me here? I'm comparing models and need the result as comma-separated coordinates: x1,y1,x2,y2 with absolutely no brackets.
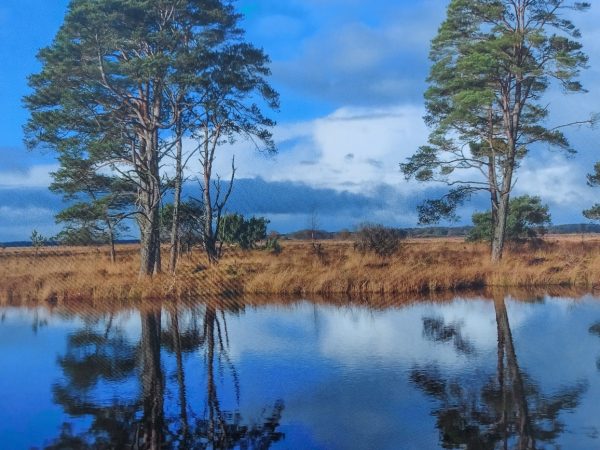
1,0,600,241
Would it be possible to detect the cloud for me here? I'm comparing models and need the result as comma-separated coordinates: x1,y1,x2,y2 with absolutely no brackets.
516,157,593,207
239,0,447,111
193,104,429,195
224,299,494,366
178,176,444,231
0,163,57,188
220,178,372,215
1,0,599,240
0,206,60,242
0,187,64,241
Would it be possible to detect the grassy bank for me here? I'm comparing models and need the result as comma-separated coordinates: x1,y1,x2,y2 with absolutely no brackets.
1,236,600,303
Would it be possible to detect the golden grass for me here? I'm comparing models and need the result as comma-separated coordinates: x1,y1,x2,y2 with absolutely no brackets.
2,235,600,304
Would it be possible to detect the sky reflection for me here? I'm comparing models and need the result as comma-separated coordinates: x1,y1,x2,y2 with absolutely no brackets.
0,294,599,449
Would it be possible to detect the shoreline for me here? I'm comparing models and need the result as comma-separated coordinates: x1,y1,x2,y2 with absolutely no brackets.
2,237,600,303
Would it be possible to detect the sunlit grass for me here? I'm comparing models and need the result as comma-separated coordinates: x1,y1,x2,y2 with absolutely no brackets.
2,235,600,304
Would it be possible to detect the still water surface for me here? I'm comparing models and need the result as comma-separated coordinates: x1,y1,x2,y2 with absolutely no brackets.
1,294,600,449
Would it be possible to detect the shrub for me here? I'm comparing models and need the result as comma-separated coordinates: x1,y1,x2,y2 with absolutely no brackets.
467,195,551,243
30,229,47,256
55,227,107,246
219,214,269,250
159,200,204,250
265,237,282,254
354,224,406,258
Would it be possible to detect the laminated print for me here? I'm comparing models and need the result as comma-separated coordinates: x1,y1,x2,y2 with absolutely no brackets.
1,1,600,449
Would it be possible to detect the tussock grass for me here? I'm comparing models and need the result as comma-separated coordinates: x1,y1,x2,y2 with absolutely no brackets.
2,236,600,304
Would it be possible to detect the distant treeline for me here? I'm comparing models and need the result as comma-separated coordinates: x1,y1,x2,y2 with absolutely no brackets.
283,223,600,240
0,239,140,248
4,224,600,247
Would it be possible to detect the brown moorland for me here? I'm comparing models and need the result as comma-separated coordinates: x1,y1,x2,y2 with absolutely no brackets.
1,235,600,304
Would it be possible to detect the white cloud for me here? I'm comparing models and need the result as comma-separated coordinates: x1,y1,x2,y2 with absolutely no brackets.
0,205,60,241
223,299,538,372
0,164,58,189
316,300,498,369
516,156,593,207
193,104,429,194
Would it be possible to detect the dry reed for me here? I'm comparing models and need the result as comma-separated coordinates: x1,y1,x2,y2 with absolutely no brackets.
2,236,600,304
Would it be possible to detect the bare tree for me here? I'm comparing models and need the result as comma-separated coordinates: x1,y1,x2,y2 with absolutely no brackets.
190,43,279,265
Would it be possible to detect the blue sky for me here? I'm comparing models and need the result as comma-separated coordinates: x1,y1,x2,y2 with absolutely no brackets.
0,0,599,241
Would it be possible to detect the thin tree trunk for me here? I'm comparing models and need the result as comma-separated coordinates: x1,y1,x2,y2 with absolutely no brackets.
203,149,217,265
207,306,216,441
170,122,183,274
204,305,225,444
139,134,162,277
154,224,162,275
493,5,524,264
107,221,116,264
487,105,499,248
109,233,116,264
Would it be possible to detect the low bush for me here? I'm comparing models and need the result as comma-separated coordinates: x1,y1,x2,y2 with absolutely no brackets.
265,237,282,254
354,224,406,258
219,214,269,250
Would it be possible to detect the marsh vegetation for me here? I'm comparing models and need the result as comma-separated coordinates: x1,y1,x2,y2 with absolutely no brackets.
3,235,600,303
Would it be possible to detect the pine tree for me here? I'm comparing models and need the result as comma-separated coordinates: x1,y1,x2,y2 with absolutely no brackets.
24,0,278,275
401,0,592,262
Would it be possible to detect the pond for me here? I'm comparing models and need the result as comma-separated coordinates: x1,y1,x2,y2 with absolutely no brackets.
1,293,600,449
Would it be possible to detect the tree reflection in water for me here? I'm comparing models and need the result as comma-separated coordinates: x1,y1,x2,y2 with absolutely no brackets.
413,296,587,450
49,313,140,448
590,321,600,371
46,301,284,449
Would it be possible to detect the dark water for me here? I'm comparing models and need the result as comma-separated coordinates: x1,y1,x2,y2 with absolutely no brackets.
1,294,600,449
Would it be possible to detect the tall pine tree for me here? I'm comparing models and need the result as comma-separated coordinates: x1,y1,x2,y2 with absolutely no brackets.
25,0,277,276
401,0,592,262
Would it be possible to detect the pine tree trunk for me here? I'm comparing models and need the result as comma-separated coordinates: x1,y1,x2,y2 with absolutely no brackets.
139,133,162,277
491,192,510,263
139,199,161,277
204,305,220,443
170,130,183,274
140,218,158,277
106,220,116,264
488,153,498,251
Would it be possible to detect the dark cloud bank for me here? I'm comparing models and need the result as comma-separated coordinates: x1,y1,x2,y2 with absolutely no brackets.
0,178,587,242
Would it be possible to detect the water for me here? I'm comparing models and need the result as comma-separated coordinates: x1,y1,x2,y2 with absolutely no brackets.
1,294,600,449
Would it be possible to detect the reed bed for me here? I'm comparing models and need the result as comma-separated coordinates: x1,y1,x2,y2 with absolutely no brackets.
2,236,600,304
